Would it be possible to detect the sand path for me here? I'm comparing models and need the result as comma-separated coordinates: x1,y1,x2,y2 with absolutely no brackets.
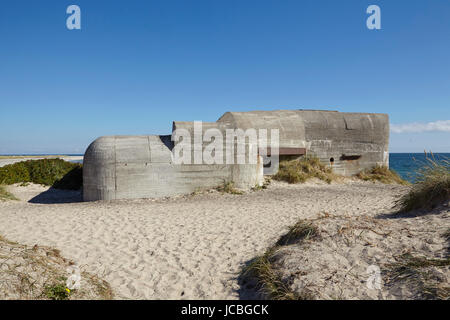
0,181,407,299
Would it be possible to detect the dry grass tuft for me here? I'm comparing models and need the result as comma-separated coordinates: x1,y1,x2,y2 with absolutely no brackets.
81,272,114,300
217,180,244,195
276,221,319,246
444,228,450,241
397,156,449,212
241,247,308,300
356,165,409,185
0,234,113,300
0,185,18,201
273,156,338,184
383,253,450,300
251,177,271,191
241,219,319,300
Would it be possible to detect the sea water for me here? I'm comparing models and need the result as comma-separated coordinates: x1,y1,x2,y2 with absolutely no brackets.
389,153,449,183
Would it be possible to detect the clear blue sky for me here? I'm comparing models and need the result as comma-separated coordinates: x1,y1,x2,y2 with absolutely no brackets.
0,0,449,154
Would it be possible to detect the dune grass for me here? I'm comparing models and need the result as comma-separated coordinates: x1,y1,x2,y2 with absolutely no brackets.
241,247,303,300
383,253,450,300
251,177,271,191
275,221,319,246
241,220,319,300
273,156,337,184
0,185,18,201
397,156,449,212
0,234,113,300
444,228,450,241
0,159,82,190
274,157,409,186
217,180,244,195
356,165,409,185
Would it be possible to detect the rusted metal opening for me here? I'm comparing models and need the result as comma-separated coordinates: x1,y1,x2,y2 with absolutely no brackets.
259,147,306,157
340,154,361,161
260,147,306,168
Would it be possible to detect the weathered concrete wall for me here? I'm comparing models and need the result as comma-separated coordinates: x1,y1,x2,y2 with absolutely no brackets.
83,134,263,201
217,110,389,176
301,111,389,175
218,110,306,149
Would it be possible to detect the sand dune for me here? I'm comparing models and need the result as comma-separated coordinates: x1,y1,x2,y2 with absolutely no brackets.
0,181,409,299
268,207,449,300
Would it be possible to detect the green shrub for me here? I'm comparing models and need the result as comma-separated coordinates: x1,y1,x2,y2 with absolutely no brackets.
397,156,449,212
43,281,71,300
0,159,82,190
273,156,337,184
356,165,409,185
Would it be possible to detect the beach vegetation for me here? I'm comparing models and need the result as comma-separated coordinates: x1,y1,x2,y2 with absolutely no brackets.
251,177,271,191
0,234,113,300
273,156,337,184
444,228,450,241
275,221,319,246
217,181,244,195
241,247,303,300
0,159,82,190
356,165,409,185
0,185,18,201
383,253,450,300
43,280,71,300
241,220,318,300
397,156,449,212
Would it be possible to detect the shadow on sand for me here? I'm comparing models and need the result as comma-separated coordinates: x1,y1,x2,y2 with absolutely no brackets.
29,187,83,204
233,257,266,300
375,204,448,220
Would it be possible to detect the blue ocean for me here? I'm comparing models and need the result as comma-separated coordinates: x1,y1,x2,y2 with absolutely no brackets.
389,153,450,183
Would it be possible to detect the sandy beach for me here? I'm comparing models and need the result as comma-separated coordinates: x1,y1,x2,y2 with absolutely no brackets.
0,180,417,299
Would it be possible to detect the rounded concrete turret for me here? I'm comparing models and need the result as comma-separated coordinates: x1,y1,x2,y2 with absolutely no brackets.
83,135,263,201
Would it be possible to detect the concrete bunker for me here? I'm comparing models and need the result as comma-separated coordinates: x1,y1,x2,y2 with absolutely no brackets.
83,109,389,201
